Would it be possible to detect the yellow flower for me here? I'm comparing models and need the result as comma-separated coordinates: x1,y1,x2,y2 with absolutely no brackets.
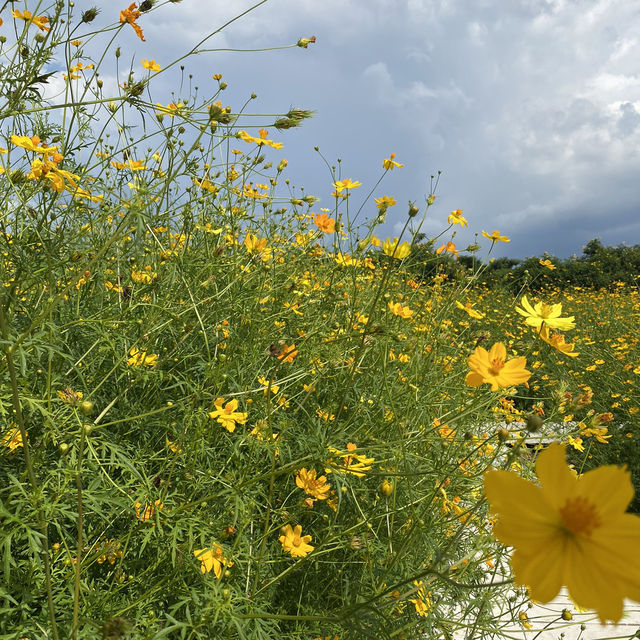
408,580,433,617
135,499,163,521
482,230,510,242
484,442,640,623
374,195,396,210
120,2,145,42
465,342,531,391
276,343,298,364
155,102,184,118
11,135,58,155
279,524,314,558
382,153,403,170
237,129,283,149
516,295,575,331
141,59,161,72
57,388,84,405
332,178,361,194
127,347,158,368
313,212,335,233
12,9,50,32
539,259,556,270
537,325,579,357
387,301,413,318
382,237,411,259
1,426,24,451
208,398,248,433
326,442,374,477
448,209,468,227
455,300,484,319
193,544,231,578
295,468,331,500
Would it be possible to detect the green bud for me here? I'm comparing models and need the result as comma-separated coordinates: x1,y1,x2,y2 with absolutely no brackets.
82,8,99,23
525,414,544,433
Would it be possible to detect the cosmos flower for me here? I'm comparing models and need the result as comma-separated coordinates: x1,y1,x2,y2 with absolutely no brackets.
465,342,530,391
208,398,248,433
193,544,231,578
448,209,468,227
119,3,145,41
482,230,510,243
295,468,331,500
279,524,314,558
484,442,640,623
516,295,575,331
382,153,403,170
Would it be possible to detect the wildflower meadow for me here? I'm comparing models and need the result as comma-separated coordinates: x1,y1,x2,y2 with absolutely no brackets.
1,3,639,639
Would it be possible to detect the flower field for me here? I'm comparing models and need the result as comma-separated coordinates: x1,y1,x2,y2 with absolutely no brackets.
1,3,639,639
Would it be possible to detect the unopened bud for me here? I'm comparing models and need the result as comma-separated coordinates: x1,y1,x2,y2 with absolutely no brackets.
82,8,99,23
297,36,316,48
408,202,419,218
561,609,572,621
525,414,543,433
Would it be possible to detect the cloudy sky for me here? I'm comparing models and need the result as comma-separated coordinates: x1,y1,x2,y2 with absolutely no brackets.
88,0,640,258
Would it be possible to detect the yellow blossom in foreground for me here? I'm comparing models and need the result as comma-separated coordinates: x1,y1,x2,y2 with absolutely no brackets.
208,398,248,433
296,468,331,500
193,544,231,577
539,259,556,270
482,230,510,242
448,209,468,227
141,59,161,72
382,153,403,170
279,524,314,558
1,427,25,451
516,295,575,331
466,342,530,391
382,237,411,259
484,442,640,623
127,347,158,368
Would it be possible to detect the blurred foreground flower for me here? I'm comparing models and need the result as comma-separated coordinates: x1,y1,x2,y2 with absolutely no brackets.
466,342,530,391
484,443,640,623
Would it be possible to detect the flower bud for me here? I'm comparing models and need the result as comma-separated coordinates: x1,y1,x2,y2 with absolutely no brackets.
408,202,419,218
380,479,394,496
80,400,94,415
297,36,316,48
82,8,99,23
525,414,543,433
561,609,572,621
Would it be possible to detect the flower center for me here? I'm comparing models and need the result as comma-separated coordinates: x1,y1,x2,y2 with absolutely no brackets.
559,496,601,536
488,357,505,376
293,535,302,547
540,303,553,318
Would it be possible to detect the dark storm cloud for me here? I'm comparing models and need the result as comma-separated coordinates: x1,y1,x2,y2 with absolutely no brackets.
91,0,640,257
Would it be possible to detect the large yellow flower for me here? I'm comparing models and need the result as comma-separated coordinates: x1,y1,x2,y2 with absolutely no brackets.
465,342,530,391
515,295,575,331
484,443,640,623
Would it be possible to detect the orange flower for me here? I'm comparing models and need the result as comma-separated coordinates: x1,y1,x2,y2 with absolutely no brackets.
313,212,335,233
120,3,145,41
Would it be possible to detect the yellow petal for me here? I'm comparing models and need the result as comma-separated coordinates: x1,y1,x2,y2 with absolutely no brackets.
536,443,577,509
511,544,565,603
577,464,634,517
